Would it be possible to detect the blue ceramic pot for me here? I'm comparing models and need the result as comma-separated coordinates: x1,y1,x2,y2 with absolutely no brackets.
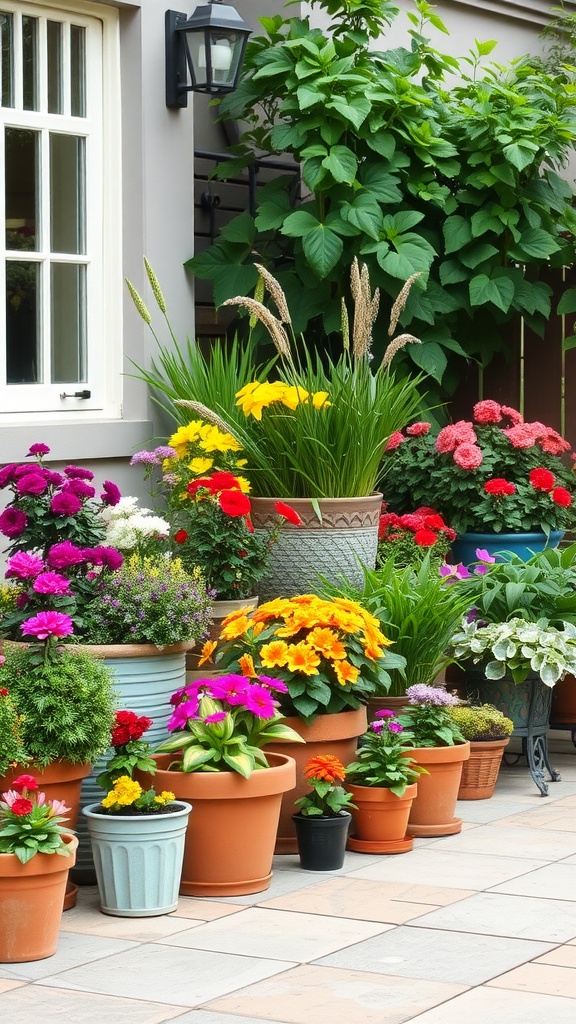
451,530,563,567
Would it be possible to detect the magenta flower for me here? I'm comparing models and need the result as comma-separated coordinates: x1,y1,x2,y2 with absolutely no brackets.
167,699,200,731
0,464,17,488
0,506,28,538
63,478,96,499
16,473,48,496
32,571,73,595
205,711,227,724
208,674,250,703
51,491,82,516
101,480,121,506
83,546,123,570
375,709,395,719
46,541,84,569
242,683,276,719
44,471,64,487
64,465,94,480
475,549,496,564
27,443,50,456
21,610,74,640
6,552,44,579
370,721,385,733
388,721,404,733
258,675,289,693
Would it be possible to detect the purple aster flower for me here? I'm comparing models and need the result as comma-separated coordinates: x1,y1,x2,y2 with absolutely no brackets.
388,721,404,733
46,541,85,569
162,473,178,487
154,446,178,459
205,711,227,724
32,571,73,596
101,480,121,506
27,443,50,456
130,450,158,465
375,709,395,719
21,610,74,640
6,552,44,579
51,491,82,516
0,507,28,538
62,478,96,499
406,684,460,707
64,465,94,481
16,473,48,496
370,720,385,733
241,683,276,719
0,464,17,488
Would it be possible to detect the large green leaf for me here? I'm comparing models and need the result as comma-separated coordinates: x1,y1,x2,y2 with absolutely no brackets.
322,145,358,184
408,341,448,383
340,193,383,238
361,165,402,204
281,210,322,238
459,243,500,269
302,223,344,277
443,215,473,254
558,287,576,315
509,228,561,261
326,94,371,130
469,273,515,312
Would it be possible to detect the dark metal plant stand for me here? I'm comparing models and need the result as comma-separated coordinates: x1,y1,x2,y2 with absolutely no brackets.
464,672,560,796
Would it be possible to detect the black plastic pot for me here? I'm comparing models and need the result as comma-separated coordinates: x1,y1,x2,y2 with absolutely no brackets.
292,811,351,871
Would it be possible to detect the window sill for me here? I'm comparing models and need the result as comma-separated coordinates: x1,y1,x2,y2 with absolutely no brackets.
0,419,153,463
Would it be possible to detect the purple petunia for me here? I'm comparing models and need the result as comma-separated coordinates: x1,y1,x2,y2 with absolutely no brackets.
27,443,50,456
16,473,48,496
0,506,28,538
20,610,74,640
6,551,44,579
32,571,73,596
51,491,82,516
101,480,121,506
46,541,85,569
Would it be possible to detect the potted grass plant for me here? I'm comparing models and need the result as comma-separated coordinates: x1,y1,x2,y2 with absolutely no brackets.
292,755,355,871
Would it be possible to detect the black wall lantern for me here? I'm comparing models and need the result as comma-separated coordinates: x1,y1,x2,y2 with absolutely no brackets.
165,3,251,106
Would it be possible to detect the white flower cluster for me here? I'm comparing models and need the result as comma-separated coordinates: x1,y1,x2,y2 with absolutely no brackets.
100,496,169,551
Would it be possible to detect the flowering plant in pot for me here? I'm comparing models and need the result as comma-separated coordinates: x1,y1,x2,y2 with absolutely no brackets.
99,496,170,557
377,507,456,568
84,711,192,917
382,401,575,540
292,755,355,871
345,711,428,853
0,773,77,962
448,703,514,800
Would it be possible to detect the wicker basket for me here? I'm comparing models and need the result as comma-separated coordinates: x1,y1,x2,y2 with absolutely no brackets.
458,738,510,800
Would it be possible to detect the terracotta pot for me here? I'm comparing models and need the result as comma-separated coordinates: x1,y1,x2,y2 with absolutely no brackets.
458,738,510,800
250,494,382,599
406,742,470,837
0,833,78,963
550,673,576,726
347,782,418,854
0,761,90,911
136,752,296,897
265,706,367,853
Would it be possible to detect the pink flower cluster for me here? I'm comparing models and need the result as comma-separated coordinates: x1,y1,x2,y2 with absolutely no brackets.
378,506,456,548
167,672,288,732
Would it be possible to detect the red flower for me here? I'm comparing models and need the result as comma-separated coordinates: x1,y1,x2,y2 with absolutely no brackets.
552,486,572,508
219,489,251,517
186,478,213,496
209,471,241,491
385,431,404,451
0,688,8,697
174,529,188,544
274,501,303,526
111,710,153,747
244,516,254,534
422,513,447,531
11,798,33,816
399,512,425,532
11,774,38,792
529,468,555,492
484,478,516,496
503,424,537,449
473,400,502,424
414,528,439,547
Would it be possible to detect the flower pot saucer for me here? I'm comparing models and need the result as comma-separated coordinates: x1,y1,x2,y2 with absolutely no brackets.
407,817,462,838
347,835,414,854
63,880,79,911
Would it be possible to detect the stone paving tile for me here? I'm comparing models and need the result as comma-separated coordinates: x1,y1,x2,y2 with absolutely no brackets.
433,823,576,860
156,906,392,961
204,962,467,1024
536,945,576,966
487,962,576,996
490,862,576,900
0,931,138,983
455,799,542,824
314,925,553,986
0,985,187,1023
259,877,444,924
61,887,204,941
393,985,576,1023
346,847,546,890
172,898,246,921
171,1013,292,1024
41,943,296,1006
0,980,25,993
408,891,576,942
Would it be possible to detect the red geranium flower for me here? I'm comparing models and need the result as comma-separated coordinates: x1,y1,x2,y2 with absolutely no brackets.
11,775,38,792
473,400,502,424
10,798,33,816
174,529,188,543
484,478,516,496
219,489,251,517
111,710,153,747
552,486,572,508
414,528,439,547
529,468,555,492
209,471,241,491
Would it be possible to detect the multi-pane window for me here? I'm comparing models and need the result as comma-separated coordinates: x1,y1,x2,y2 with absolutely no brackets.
0,3,107,414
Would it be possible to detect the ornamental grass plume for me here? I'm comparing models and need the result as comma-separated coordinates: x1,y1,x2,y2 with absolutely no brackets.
199,594,405,722
382,400,576,535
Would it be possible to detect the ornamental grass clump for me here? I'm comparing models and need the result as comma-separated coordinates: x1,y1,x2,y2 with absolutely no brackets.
346,712,427,797
0,774,72,863
294,756,356,817
156,672,303,778
200,594,405,722
382,400,576,535
398,685,466,748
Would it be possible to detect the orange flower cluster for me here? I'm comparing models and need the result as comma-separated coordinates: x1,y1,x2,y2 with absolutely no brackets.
304,755,346,783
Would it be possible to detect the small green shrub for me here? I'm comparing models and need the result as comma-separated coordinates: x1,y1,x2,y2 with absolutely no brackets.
449,703,514,741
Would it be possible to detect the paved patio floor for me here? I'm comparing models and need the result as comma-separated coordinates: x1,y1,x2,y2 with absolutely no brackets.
3,742,576,1024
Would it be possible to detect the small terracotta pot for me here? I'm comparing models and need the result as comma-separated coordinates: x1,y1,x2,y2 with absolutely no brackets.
406,742,470,837
458,738,510,800
346,782,417,854
265,707,367,853
0,833,78,963
136,752,296,897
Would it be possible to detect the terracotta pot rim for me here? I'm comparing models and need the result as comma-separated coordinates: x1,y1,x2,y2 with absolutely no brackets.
405,742,471,763
468,738,511,749
150,751,296,799
281,707,367,743
1,761,92,783
346,782,418,801
0,832,78,875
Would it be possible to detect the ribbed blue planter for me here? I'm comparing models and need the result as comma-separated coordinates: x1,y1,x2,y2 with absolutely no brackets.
73,643,193,885
451,530,563,567
84,801,192,916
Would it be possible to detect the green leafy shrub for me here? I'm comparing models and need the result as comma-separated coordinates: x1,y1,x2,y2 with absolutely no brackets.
449,703,514,741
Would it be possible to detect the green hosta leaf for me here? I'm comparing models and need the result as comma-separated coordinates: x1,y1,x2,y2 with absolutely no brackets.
443,215,472,254
155,731,191,753
484,661,506,680
469,274,515,313
182,746,216,772
302,223,344,277
223,749,254,778
322,145,358,184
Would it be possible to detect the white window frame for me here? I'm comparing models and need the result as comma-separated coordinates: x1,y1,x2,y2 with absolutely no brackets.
0,0,121,421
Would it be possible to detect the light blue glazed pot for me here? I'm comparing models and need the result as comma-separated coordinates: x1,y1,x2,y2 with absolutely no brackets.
450,530,564,567
83,800,192,916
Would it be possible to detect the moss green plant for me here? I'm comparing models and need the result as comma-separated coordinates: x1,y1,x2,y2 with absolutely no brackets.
449,704,514,742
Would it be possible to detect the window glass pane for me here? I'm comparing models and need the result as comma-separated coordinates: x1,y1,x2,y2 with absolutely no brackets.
47,21,62,114
0,12,13,108
5,127,38,249
50,134,85,254
70,25,85,117
6,260,40,383
51,263,86,382
22,16,38,111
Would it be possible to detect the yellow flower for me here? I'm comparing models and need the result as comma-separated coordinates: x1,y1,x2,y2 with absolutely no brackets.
285,642,321,675
169,421,203,451
280,385,309,409
251,620,266,638
198,640,217,665
222,604,256,623
236,381,286,420
199,424,242,453
102,776,143,809
188,457,213,475
333,660,360,686
239,653,256,677
259,639,289,667
307,626,347,660
252,598,291,622
235,476,251,493
220,615,252,640
312,391,330,408
154,791,175,806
